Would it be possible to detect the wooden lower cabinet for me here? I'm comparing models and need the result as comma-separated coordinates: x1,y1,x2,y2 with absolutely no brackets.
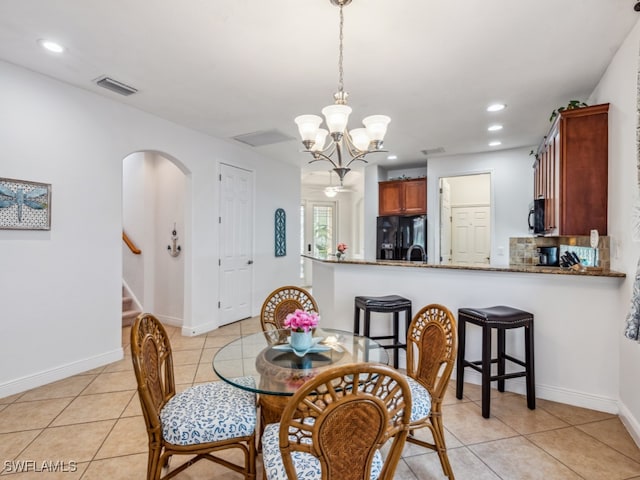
534,103,608,235
379,178,427,216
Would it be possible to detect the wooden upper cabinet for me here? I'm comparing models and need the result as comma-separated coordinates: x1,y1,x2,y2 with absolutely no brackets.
379,178,427,216
534,103,608,235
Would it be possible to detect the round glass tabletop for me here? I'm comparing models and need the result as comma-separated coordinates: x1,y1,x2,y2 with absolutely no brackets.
212,328,389,396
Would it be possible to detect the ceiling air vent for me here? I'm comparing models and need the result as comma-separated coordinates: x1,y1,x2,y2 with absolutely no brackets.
232,129,295,147
421,147,445,156
94,76,138,96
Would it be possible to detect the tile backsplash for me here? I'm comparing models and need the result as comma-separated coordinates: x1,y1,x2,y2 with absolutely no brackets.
509,235,610,270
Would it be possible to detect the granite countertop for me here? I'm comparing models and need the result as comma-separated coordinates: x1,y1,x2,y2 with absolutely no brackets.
302,255,626,278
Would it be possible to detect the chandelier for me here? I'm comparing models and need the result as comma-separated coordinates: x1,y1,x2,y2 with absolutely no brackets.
294,0,390,185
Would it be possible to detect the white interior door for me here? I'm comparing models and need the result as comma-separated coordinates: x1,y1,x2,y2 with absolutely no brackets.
219,164,253,325
439,178,452,264
451,206,490,265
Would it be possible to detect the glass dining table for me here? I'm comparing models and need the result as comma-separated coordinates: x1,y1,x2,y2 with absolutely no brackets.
212,327,389,426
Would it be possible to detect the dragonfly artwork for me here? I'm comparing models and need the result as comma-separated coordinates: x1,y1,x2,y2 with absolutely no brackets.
0,179,50,229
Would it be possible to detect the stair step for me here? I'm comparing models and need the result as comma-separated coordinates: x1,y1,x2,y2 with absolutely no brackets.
122,296,134,310
122,309,141,327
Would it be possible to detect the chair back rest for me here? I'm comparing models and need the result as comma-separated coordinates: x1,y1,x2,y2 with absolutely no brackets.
130,313,175,434
279,363,411,480
260,286,318,332
406,304,458,408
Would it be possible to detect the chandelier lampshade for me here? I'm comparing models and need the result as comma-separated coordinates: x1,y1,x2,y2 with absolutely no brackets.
294,0,390,185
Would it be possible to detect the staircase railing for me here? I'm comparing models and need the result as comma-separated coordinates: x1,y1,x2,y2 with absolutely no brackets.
123,231,141,255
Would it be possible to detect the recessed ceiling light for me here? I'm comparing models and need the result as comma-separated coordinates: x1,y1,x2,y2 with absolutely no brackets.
38,39,65,53
488,124,503,132
486,103,506,112
489,141,502,147
387,154,398,161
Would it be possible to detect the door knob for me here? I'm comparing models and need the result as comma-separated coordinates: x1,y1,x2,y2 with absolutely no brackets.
247,260,254,265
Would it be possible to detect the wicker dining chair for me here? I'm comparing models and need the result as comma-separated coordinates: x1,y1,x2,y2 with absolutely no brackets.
260,286,319,333
261,363,412,480
130,313,257,480
404,304,458,479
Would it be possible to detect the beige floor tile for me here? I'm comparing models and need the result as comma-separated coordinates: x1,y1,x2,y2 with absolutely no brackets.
94,416,148,459
0,398,72,433
404,447,501,479
0,430,41,462
169,447,255,479
121,393,143,417
0,461,87,478
576,418,640,463
81,453,148,480
193,363,219,383
173,349,204,365
209,322,242,336
77,365,106,376
19,420,114,463
441,402,519,445
470,436,582,479
199,347,220,365
170,335,206,351
173,364,198,385
402,425,463,458
81,371,137,395
482,393,569,435
240,318,262,335
527,426,640,479
536,398,615,425
204,335,240,349
17,376,96,402
0,392,24,405
391,459,418,479
50,391,134,426
456,381,516,402
102,354,133,373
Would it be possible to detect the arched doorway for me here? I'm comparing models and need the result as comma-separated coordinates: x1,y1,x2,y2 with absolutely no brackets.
121,151,190,334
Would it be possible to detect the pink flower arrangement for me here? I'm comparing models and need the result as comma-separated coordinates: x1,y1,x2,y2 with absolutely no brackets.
337,243,348,254
284,309,320,333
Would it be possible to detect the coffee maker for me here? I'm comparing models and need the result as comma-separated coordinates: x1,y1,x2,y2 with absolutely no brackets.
537,246,559,266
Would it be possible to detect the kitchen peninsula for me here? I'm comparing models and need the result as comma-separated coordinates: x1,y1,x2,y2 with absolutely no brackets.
306,255,625,414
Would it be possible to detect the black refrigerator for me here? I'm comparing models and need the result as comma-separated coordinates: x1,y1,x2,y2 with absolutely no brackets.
376,215,427,261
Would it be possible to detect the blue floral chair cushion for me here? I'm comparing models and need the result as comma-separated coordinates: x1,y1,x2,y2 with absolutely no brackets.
160,377,256,446
262,423,383,480
405,375,432,423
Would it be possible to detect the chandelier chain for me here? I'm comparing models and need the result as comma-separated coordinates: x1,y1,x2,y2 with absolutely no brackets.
338,3,344,95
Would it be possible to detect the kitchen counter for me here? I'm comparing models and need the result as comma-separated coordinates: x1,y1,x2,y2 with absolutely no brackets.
306,254,627,415
302,255,625,278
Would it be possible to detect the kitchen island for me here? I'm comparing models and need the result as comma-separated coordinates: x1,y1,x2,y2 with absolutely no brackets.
306,255,625,413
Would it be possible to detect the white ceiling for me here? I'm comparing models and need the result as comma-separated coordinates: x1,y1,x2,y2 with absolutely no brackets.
0,1,637,180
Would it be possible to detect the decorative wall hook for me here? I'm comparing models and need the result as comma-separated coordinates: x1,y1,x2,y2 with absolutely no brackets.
167,223,182,257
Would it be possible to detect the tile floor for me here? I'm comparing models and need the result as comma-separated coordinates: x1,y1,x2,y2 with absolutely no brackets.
1,316,640,479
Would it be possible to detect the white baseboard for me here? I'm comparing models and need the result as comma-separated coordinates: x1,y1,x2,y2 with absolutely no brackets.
181,319,217,337
156,314,183,328
619,401,640,448
453,368,619,414
121,280,143,311
0,348,124,398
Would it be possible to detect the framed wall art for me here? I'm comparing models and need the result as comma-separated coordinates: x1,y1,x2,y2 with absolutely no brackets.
0,177,51,230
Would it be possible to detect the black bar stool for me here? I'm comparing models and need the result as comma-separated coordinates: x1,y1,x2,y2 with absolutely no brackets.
456,306,535,418
353,295,412,368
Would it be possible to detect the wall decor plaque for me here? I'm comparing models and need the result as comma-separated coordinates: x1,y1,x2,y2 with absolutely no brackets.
0,177,51,230
274,208,286,257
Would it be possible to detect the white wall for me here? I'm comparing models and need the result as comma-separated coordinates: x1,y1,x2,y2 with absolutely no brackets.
590,18,640,443
427,147,534,266
0,60,300,396
153,154,185,324
122,152,146,303
447,173,491,205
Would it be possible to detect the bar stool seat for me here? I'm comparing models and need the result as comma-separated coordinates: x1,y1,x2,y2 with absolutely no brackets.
456,305,535,418
354,295,412,368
